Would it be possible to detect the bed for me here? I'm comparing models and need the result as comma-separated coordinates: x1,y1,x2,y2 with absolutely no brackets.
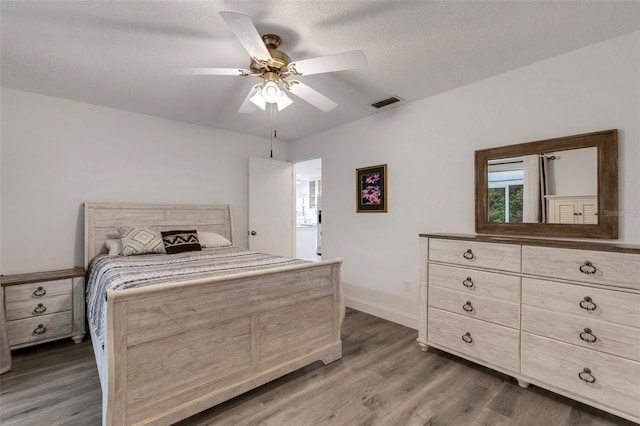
84,203,343,425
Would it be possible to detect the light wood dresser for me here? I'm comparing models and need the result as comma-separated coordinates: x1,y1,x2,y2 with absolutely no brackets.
418,234,640,423
1,268,86,353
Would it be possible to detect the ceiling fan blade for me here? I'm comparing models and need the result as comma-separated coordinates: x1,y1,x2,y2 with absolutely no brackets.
288,50,367,76
171,67,250,76
219,11,271,62
238,85,262,113
286,81,337,112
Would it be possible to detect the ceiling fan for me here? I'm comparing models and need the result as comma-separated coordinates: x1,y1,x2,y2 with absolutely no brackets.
178,11,367,113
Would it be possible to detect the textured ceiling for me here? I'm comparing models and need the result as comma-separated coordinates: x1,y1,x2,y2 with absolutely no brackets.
2,1,639,142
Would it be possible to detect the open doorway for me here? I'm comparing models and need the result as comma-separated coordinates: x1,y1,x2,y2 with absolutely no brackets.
294,159,321,261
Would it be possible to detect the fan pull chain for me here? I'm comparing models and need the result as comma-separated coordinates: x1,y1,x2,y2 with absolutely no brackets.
269,103,278,159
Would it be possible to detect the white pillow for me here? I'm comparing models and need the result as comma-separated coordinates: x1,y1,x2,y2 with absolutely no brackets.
199,231,232,248
103,239,123,256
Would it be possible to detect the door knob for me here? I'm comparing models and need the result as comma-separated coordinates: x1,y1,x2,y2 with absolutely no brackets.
250,231,257,236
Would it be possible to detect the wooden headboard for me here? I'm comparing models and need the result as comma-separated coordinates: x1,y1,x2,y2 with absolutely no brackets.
84,203,233,268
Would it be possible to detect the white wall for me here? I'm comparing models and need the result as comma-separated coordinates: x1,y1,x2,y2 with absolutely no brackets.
547,147,598,196
0,88,287,274
289,31,640,329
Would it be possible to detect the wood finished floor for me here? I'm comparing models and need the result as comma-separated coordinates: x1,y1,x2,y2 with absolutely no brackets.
0,309,635,426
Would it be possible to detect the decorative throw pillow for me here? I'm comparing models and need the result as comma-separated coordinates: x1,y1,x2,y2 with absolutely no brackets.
117,226,166,256
161,230,202,254
103,238,123,256
199,231,232,248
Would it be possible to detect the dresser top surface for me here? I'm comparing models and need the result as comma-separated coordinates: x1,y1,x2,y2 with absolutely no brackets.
420,233,640,254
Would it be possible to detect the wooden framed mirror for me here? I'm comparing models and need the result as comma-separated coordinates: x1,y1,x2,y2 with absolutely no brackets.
475,129,618,239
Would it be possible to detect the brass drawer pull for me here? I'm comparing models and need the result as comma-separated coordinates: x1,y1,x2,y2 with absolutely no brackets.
33,324,47,335
32,303,47,315
462,277,474,288
33,286,47,297
578,367,596,384
579,296,597,311
579,261,597,275
463,301,474,313
461,332,473,344
463,249,475,260
579,328,597,343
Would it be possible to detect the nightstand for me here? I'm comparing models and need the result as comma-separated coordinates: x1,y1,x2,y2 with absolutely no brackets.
1,268,86,352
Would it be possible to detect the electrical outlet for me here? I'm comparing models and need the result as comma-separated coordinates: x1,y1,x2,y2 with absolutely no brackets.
403,281,411,292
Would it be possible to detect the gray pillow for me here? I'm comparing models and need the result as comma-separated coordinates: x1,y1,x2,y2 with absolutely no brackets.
117,226,166,256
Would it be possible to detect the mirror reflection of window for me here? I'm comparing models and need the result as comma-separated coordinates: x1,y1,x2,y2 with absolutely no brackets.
487,158,524,223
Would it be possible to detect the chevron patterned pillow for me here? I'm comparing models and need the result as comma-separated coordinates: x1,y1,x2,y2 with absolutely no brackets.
161,230,202,254
117,226,166,256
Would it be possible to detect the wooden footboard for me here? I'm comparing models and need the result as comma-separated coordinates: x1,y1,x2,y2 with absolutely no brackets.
102,259,343,426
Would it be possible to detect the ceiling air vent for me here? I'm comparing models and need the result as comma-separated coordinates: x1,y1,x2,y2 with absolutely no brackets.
370,96,403,109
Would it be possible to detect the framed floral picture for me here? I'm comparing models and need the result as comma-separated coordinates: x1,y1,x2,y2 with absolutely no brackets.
356,164,387,213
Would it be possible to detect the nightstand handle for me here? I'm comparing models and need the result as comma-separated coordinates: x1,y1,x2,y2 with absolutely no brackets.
33,324,47,335
33,303,47,315
462,277,474,288
461,332,473,344
33,286,47,297
463,301,474,313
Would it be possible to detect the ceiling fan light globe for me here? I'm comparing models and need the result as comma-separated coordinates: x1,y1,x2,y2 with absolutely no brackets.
262,81,281,103
249,91,267,110
276,92,293,111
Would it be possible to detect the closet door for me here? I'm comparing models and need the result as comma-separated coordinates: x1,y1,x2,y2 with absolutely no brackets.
248,157,294,257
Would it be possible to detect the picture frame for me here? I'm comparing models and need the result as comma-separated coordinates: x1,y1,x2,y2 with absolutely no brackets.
356,164,387,213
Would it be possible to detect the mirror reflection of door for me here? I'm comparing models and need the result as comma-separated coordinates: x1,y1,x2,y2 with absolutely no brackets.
487,147,597,224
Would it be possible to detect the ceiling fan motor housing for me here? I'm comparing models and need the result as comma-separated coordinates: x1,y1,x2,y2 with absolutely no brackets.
250,34,291,74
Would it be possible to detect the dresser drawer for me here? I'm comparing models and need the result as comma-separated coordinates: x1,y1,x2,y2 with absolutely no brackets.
4,279,72,302
428,264,520,302
428,308,520,372
5,294,72,321
522,278,640,328
429,286,520,329
522,246,640,290
6,311,73,347
523,305,640,362
429,239,521,272
522,332,640,420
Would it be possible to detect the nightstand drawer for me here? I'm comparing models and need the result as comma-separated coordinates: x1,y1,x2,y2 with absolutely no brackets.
4,279,72,302
6,311,72,346
429,239,521,272
428,308,520,372
5,295,72,321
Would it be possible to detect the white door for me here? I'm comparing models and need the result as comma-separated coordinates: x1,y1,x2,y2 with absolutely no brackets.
249,157,293,257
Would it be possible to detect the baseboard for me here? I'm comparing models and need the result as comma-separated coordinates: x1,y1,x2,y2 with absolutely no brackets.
344,296,418,330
